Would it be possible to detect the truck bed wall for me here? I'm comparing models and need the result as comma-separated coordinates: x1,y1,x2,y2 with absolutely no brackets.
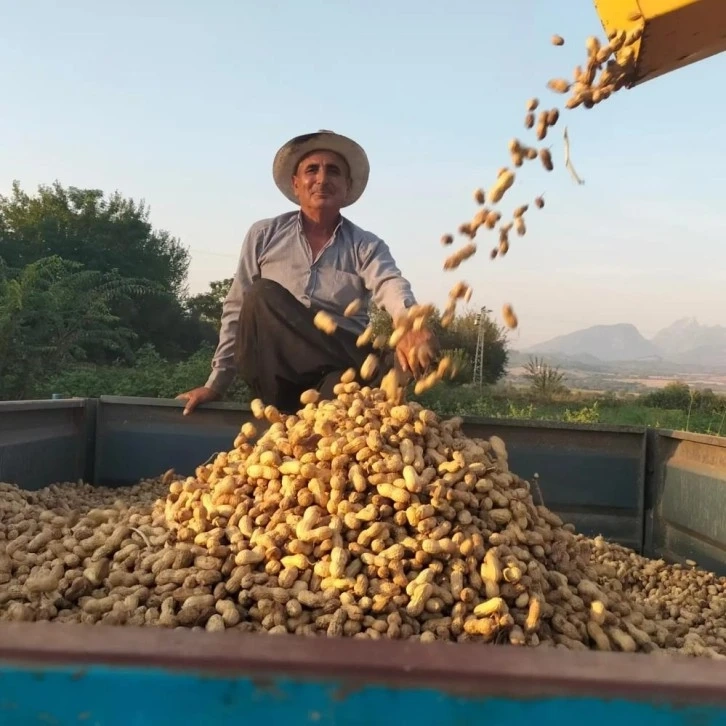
3,396,726,717
1,396,725,574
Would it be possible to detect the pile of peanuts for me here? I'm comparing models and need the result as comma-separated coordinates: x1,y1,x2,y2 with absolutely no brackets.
1,382,725,659
440,16,646,332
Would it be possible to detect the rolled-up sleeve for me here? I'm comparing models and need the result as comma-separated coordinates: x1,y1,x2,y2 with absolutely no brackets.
357,236,417,323
204,225,262,394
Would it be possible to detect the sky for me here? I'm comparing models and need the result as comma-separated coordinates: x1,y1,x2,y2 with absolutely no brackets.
2,0,725,349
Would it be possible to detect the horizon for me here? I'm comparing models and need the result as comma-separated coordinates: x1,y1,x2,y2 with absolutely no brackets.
520,315,722,348
2,0,725,350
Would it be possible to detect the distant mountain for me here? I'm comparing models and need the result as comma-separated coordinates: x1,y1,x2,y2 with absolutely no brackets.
522,318,726,371
526,323,660,362
652,318,726,364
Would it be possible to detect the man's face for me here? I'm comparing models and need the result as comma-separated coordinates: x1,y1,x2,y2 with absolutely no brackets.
292,150,350,212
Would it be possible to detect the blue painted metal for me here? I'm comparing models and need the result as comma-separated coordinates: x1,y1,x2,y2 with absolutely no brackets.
0,399,92,491
0,622,725,725
93,395,253,486
1,662,725,725
462,418,646,551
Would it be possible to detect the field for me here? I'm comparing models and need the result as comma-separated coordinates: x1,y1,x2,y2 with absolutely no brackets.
416,384,726,435
40,345,726,437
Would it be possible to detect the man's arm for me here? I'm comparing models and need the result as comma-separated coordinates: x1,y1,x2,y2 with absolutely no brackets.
356,235,417,323
204,226,262,395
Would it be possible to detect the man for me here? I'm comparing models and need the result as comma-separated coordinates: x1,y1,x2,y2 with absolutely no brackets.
177,129,437,415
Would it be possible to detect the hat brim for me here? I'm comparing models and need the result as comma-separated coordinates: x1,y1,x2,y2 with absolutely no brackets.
272,131,370,208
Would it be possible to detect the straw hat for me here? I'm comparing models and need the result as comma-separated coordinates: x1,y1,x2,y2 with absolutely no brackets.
272,130,370,207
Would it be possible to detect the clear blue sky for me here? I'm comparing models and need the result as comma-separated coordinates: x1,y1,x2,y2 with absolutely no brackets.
2,0,725,348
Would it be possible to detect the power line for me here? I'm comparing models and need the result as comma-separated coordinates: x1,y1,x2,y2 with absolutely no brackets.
187,248,239,259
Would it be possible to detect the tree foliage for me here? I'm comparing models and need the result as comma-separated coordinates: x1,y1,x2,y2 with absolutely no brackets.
0,255,159,399
369,302,509,385
187,278,233,329
0,181,216,361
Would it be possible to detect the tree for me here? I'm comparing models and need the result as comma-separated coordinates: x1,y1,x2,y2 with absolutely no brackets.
438,308,508,385
368,302,509,385
187,278,234,329
524,356,567,398
0,255,157,399
0,181,188,291
0,181,214,360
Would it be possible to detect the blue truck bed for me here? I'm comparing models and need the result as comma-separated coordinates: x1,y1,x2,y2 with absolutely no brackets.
2,395,726,723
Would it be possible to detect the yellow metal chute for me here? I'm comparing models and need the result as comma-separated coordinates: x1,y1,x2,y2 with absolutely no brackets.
593,0,726,86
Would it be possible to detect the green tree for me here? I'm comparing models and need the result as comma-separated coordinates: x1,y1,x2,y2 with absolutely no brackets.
439,308,508,385
0,181,188,291
0,255,157,399
187,278,234,329
368,302,508,385
0,181,215,360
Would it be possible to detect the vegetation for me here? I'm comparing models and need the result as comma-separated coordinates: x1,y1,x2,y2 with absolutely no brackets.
2,180,725,438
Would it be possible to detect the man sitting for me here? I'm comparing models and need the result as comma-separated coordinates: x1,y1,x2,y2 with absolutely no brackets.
178,129,436,415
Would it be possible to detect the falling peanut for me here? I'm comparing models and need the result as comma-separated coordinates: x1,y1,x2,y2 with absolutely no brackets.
502,303,518,329
449,281,473,302
360,354,379,381
473,188,485,205
539,148,554,171
488,169,515,204
458,222,475,239
547,78,571,94
536,112,549,141
443,243,477,271
344,299,363,317
440,234,454,246
300,389,320,405
586,36,601,56
485,211,501,229
551,34,565,46
314,310,337,335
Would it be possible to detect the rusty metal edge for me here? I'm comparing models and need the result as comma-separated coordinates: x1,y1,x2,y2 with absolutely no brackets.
97,395,647,435
655,428,726,449
0,398,87,413
0,622,725,705
98,395,249,412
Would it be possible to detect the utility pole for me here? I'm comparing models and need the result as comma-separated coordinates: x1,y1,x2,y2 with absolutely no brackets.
472,305,488,387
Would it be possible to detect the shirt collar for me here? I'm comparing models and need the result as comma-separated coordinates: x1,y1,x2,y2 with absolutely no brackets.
296,209,345,238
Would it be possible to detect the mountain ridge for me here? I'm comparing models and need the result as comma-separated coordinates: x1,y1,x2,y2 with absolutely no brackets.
522,318,726,369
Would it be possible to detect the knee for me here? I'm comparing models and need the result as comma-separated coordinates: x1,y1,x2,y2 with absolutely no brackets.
245,278,288,309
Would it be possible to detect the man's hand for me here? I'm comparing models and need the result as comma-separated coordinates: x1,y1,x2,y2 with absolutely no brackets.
395,327,439,379
176,386,221,416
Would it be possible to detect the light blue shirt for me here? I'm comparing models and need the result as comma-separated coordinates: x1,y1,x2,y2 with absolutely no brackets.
205,210,417,393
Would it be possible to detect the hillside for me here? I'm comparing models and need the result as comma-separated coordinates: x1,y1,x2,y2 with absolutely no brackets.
522,318,726,372
652,318,726,364
526,323,660,362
